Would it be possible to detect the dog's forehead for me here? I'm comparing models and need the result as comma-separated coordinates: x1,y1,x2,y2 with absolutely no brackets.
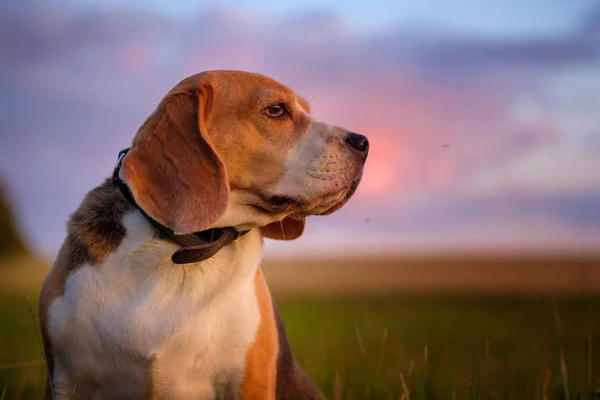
247,86,295,105
211,70,309,108
222,70,287,86
174,70,311,114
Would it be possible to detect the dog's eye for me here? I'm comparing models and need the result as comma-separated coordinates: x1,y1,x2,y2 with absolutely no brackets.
264,104,285,117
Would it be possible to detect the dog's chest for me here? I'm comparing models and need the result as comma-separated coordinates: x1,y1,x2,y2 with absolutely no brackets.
48,218,262,399
149,279,259,398
149,283,259,399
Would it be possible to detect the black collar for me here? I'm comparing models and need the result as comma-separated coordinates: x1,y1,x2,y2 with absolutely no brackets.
112,148,248,264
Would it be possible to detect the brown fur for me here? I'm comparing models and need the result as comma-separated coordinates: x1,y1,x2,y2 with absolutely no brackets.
68,179,135,264
205,71,311,189
242,269,279,400
242,268,324,400
40,179,134,398
121,75,229,235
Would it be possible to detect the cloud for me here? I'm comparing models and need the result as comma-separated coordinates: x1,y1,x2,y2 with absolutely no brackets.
0,0,599,255
377,2,600,86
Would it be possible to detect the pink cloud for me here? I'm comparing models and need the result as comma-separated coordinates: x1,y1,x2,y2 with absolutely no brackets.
1,2,599,255
357,132,404,197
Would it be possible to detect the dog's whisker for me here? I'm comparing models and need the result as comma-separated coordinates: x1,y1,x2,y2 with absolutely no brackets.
280,220,287,241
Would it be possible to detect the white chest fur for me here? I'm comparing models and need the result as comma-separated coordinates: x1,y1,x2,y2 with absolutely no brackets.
47,211,263,400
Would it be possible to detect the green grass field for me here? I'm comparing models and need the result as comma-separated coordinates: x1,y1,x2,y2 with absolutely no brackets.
1,255,600,399
1,290,599,399
279,295,600,400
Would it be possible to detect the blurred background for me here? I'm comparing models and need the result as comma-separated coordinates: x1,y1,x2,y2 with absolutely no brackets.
0,0,599,398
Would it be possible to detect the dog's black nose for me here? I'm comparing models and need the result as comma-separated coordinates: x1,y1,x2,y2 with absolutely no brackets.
345,132,369,154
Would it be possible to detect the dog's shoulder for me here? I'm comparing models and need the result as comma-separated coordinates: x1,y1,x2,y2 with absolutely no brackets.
67,178,135,265
40,178,134,328
39,178,135,397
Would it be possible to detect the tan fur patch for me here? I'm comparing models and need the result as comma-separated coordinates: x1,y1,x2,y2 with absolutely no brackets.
242,268,279,400
206,72,313,194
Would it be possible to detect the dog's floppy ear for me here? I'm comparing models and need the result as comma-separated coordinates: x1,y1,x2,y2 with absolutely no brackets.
120,76,228,235
261,217,305,240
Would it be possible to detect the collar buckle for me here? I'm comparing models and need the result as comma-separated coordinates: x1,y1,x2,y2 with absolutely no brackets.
112,147,130,182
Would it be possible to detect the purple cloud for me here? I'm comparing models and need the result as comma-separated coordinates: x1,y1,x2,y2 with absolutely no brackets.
0,0,598,256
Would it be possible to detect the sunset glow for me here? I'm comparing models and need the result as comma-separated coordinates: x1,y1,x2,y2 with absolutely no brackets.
1,0,599,257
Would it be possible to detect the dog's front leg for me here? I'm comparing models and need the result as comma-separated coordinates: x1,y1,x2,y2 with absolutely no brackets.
241,269,278,400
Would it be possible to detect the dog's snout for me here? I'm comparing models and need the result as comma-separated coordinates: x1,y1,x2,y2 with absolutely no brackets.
345,132,369,154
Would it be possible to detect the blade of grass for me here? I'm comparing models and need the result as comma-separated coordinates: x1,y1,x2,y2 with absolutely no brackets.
589,332,593,400
333,370,343,400
354,326,367,357
466,385,472,400
70,382,78,400
542,369,552,400
400,373,411,400
486,388,502,400
484,338,489,400
422,345,428,400
1,381,9,400
553,303,570,400
376,328,388,385
27,294,55,400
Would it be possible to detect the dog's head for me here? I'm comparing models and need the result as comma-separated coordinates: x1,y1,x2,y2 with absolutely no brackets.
120,70,368,240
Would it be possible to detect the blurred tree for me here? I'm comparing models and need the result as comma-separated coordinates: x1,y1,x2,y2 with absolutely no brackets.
0,179,26,257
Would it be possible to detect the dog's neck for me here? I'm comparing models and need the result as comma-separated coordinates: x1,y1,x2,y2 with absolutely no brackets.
66,177,263,296
115,208,263,298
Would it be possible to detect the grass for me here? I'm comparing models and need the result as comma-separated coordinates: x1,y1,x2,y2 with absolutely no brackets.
276,295,600,400
1,291,599,399
1,381,9,400
1,255,600,399
0,292,45,399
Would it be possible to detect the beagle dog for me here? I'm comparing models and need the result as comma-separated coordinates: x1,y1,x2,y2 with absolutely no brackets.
39,70,369,400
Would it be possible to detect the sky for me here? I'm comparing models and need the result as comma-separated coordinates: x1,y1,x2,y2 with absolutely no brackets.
1,0,599,258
